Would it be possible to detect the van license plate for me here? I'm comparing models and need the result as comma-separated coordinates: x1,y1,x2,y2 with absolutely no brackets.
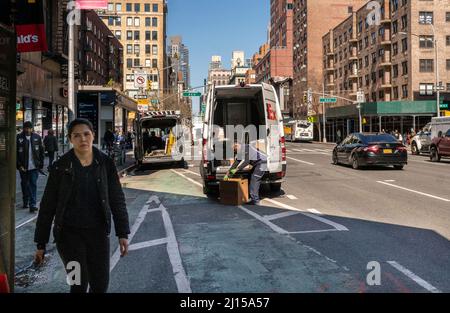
383,149,392,154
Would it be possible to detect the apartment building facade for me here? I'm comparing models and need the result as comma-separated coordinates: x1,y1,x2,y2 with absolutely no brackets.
98,0,168,99
322,0,450,142
292,0,367,119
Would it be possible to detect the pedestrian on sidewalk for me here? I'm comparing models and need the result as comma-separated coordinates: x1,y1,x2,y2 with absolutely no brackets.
16,121,44,213
43,129,58,170
34,118,130,293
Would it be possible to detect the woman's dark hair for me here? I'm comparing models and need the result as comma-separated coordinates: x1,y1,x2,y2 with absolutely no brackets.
67,118,94,138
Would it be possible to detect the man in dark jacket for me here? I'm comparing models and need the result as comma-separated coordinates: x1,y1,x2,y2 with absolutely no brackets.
17,121,44,213
43,129,58,169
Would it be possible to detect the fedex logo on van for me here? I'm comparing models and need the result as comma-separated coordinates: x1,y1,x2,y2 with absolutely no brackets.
266,102,277,121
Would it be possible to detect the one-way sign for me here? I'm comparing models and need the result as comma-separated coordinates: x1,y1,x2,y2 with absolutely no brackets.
134,94,148,99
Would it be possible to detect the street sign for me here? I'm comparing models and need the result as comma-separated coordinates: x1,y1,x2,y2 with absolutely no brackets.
151,99,159,104
137,104,149,112
307,116,318,123
183,92,201,97
357,91,365,103
319,97,337,103
440,103,449,110
134,72,147,88
134,94,148,100
137,99,149,105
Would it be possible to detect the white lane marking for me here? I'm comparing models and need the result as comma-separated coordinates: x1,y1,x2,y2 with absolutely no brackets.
171,169,203,187
384,180,396,182
15,216,37,229
146,195,161,205
289,229,340,234
238,205,288,235
128,238,168,251
377,181,450,202
183,169,201,177
263,198,348,231
292,149,328,155
307,209,323,215
188,164,194,167
161,203,192,293
387,261,441,293
286,156,315,166
286,194,298,200
264,211,301,221
110,204,149,272
407,159,449,166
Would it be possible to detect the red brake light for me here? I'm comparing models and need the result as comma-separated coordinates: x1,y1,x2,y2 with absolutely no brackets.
364,145,379,153
280,137,286,161
206,175,216,181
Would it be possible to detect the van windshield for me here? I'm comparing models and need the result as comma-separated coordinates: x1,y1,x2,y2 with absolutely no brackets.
298,122,311,128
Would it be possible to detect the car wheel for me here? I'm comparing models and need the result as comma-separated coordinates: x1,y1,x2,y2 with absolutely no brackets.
352,154,360,170
332,151,339,165
203,185,219,198
411,142,419,155
393,165,404,170
270,183,282,193
430,147,441,162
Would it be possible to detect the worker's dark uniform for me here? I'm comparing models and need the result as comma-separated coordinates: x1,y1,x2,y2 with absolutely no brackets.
229,142,267,203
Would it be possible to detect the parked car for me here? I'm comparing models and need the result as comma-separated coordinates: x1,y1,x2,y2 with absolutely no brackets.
430,129,450,162
410,123,432,155
332,133,408,170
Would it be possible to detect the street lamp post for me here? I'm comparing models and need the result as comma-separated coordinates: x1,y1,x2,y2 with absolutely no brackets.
400,25,440,117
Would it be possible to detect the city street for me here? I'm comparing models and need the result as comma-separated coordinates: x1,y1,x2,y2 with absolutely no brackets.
14,142,450,293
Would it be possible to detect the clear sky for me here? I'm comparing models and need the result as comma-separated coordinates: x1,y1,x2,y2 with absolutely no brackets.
166,0,270,114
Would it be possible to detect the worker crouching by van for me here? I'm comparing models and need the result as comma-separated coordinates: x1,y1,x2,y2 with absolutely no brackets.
224,140,267,205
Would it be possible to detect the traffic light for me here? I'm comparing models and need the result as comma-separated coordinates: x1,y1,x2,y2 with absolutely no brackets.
147,80,153,90
303,92,307,103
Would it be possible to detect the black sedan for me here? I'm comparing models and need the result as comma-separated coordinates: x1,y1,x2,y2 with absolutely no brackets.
332,133,408,170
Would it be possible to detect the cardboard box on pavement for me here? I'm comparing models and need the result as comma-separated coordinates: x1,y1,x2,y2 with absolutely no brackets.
219,178,249,206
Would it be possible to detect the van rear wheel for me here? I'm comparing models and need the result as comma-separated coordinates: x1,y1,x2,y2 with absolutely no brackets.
270,183,282,193
203,185,219,198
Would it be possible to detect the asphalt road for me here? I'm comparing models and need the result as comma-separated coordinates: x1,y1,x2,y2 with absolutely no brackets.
14,142,450,293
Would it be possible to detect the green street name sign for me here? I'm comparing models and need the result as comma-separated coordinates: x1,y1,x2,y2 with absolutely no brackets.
440,103,448,110
151,99,159,104
183,92,201,97
319,97,337,103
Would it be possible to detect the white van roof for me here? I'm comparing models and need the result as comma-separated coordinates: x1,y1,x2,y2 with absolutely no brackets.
214,84,263,98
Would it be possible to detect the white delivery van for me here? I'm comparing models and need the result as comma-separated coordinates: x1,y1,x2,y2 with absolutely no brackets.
134,110,187,167
200,82,287,196
285,120,314,142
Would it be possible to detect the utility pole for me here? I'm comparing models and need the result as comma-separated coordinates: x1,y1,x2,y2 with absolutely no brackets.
434,26,440,118
322,83,326,143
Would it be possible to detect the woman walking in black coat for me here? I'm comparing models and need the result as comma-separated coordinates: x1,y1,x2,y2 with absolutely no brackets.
34,118,130,293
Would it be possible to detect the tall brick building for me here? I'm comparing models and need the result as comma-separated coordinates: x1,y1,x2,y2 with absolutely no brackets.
292,0,367,118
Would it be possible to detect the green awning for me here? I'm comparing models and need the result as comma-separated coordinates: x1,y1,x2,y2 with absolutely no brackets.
326,100,437,118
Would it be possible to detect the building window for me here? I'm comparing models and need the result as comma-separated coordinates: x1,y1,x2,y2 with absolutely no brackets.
379,90,384,99
145,31,151,41
419,36,434,48
401,38,408,52
108,16,114,26
402,85,408,98
393,42,398,55
115,17,121,26
145,4,151,12
447,83,450,91
145,45,151,54
447,36,450,46
152,59,158,68
127,44,132,54
152,45,158,55
401,15,408,29
152,17,158,27
126,58,132,68
145,18,151,27
152,31,158,41
134,17,140,27
126,31,132,40
145,59,151,67
419,59,434,72
107,3,113,11
402,61,408,75
127,17,132,26
126,3,132,12
393,64,398,78
134,31,140,40
134,44,140,54
153,4,159,12
392,21,398,34
116,3,122,12
419,12,433,24
134,59,140,67
447,59,450,70
135,3,140,12
393,87,399,99
115,30,121,40
419,83,434,96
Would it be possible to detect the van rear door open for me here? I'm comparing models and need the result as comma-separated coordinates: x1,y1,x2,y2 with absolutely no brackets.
262,82,284,173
